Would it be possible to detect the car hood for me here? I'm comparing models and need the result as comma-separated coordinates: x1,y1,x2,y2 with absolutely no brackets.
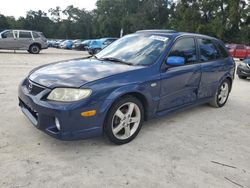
29,58,144,88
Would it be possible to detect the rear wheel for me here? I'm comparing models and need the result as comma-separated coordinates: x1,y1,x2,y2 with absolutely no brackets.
238,75,247,79
104,96,144,145
29,44,40,54
209,79,231,108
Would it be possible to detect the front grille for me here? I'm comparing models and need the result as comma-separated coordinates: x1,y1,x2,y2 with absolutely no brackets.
26,80,45,95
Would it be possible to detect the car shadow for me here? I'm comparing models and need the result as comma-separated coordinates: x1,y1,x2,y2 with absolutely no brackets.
44,103,209,151
0,50,29,54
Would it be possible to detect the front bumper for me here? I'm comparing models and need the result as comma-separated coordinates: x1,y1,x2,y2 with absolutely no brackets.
237,65,250,77
18,79,104,140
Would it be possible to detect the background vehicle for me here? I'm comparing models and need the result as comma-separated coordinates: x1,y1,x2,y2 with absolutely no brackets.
228,44,250,59
47,39,57,47
59,40,74,49
88,38,117,55
72,40,91,51
237,56,250,79
19,30,235,144
0,29,48,54
52,39,64,48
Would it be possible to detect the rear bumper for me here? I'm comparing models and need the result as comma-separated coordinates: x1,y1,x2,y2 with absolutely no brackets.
18,79,104,140
41,42,49,49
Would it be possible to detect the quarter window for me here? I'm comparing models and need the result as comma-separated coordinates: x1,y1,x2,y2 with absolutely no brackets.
215,42,229,58
169,38,197,64
19,31,32,38
32,32,40,38
198,38,220,62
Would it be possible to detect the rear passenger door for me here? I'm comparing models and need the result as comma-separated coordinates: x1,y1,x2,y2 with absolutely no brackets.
197,38,229,99
16,31,33,50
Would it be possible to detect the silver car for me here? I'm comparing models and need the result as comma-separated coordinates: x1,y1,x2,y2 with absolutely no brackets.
0,30,48,54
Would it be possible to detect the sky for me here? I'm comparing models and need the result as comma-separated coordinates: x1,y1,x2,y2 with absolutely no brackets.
0,0,97,18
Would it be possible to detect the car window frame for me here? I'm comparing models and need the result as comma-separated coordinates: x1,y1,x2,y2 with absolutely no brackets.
18,31,33,39
213,40,230,59
196,37,228,63
162,36,199,70
1,30,15,39
32,32,40,39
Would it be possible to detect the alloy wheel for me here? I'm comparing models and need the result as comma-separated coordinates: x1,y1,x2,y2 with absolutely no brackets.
218,82,229,105
111,102,141,140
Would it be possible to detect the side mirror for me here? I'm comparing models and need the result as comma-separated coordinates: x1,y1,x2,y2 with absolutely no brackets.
166,56,185,66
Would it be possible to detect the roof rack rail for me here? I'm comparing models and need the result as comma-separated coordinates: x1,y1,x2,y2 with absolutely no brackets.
136,29,177,33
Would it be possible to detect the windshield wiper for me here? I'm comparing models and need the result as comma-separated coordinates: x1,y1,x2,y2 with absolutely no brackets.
100,57,133,66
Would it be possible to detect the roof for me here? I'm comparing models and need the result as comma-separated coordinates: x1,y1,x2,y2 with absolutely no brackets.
135,29,219,40
136,29,177,33
1,29,42,33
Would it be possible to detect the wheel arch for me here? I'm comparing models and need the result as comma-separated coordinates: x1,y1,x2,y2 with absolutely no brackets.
218,72,233,93
101,90,151,124
225,76,233,92
29,42,41,50
116,92,149,121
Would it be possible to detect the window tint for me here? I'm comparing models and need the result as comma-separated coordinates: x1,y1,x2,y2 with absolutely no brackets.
215,41,229,58
169,38,197,64
19,31,32,38
1,31,14,38
198,38,220,62
32,32,40,38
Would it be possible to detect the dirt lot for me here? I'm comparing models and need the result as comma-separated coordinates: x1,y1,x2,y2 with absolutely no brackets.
0,48,250,188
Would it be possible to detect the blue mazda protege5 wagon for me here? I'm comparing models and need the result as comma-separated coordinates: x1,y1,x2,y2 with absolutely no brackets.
18,30,235,144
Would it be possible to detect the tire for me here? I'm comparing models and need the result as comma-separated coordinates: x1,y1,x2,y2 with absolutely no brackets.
104,96,144,145
209,79,231,108
29,44,40,54
238,75,247,79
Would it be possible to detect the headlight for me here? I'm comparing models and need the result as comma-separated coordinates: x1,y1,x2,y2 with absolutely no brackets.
47,88,92,102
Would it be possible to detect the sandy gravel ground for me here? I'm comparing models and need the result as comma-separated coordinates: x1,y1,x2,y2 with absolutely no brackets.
0,48,250,188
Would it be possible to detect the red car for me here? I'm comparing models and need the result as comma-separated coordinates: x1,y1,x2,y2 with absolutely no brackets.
227,44,250,59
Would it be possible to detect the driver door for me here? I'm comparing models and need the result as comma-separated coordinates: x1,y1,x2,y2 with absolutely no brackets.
0,30,17,49
159,37,201,111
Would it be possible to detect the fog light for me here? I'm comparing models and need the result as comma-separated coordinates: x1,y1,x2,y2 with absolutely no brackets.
55,118,61,130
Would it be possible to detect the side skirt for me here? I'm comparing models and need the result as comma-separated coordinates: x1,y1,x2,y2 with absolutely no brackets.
155,97,213,118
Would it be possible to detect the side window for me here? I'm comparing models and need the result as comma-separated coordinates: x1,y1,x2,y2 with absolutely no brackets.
1,31,14,38
215,41,229,58
169,38,197,64
198,38,220,62
32,32,40,38
19,31,32,38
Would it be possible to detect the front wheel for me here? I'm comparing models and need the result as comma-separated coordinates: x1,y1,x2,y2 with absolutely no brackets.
209,79,231,108
104,96,144,145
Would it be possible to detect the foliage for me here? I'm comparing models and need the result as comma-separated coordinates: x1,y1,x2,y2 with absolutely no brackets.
0,0,249,44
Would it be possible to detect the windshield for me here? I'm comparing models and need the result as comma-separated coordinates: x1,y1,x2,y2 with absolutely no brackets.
96,34,170,66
